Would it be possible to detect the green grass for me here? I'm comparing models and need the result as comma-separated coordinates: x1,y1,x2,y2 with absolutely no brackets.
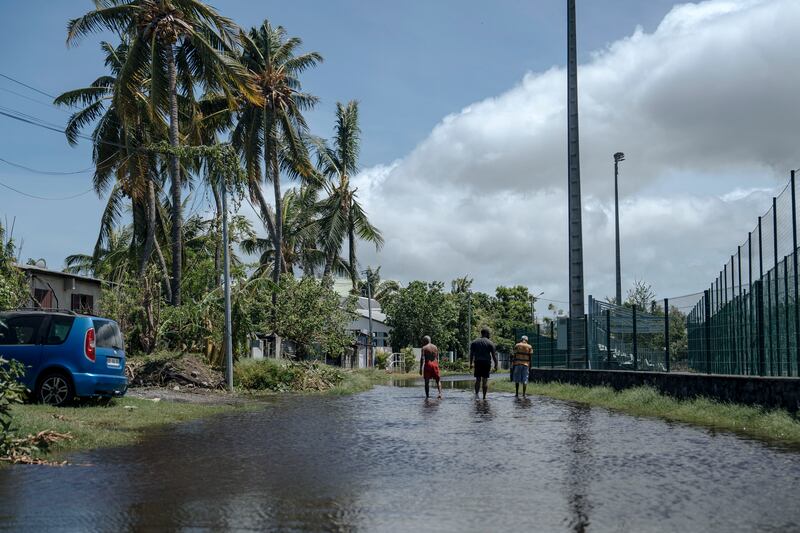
490,380,800,445
7,398,246,462
328,369,392,395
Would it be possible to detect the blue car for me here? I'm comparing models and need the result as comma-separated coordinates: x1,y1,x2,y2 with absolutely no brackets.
0,310,127,406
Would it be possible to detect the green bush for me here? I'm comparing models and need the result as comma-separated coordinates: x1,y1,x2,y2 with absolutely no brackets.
440,359,470,372
234,359,345,392
401,347,416,373
0,357,27,458
375,351,389,370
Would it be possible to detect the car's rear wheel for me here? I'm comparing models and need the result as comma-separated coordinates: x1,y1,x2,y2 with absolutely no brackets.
37,372,75,406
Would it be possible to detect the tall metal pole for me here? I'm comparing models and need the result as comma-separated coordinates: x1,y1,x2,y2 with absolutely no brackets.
792,170,799,376
467,291,472,358
221,174,234,392
614,153,624,305
567,0,586,358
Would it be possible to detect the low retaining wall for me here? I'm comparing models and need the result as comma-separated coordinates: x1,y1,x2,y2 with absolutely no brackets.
530,368,800,412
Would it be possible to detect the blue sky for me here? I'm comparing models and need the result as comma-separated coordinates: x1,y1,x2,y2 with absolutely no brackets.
1,0,796,303
0,0,675,264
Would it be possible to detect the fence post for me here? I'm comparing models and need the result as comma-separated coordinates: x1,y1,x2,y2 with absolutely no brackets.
704,290,711,373
773,197,780,375
755,279,765,376
664,298,670,372
785,257,790,377
792,170,799,377
748,231,753,374
566,317,571,369
584,313,589,369
767,270,774,376
606,309,612,369
536,323,541,367
550,321,554,369
632,305,638,371
738,245,743,375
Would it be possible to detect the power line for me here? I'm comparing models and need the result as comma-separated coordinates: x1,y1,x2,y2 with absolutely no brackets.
0,108,131,151
0,157,94,175
0,87,70,114
0,179,94,201
0,72,56,99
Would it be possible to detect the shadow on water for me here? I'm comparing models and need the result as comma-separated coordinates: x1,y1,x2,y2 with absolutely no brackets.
1,379,800,531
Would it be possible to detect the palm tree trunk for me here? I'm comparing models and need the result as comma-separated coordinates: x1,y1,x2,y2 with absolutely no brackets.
155,238,172,303
348,200,357,290
138,178,158,278
271,154,283,282
167,46,182,306
250,180,278,247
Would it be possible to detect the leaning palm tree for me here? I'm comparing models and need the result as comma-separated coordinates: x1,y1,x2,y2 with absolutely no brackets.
55,40,168,292
315,101,383,289
232,20,321,297
66,0,254,305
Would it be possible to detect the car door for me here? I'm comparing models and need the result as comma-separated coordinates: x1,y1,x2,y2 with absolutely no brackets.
0,315,45,389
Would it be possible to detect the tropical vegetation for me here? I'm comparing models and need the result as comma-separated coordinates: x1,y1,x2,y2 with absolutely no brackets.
54,1,387,361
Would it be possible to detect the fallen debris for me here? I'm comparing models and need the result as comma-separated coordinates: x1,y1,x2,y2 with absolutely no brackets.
126,354,224,390
0,431,73,465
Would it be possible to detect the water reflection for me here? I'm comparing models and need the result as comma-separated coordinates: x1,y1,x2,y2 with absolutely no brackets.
1,382,799,531
564,405,593,532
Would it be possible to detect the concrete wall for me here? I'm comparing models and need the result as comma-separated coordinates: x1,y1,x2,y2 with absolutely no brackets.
27,272,102,314
530,368,800,413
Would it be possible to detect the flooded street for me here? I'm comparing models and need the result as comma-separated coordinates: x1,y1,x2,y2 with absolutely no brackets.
1,378,799,532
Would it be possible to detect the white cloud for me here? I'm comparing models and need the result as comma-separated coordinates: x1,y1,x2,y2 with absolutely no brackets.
353,0,797,302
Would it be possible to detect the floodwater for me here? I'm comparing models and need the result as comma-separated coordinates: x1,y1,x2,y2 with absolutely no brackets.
1,378,800,532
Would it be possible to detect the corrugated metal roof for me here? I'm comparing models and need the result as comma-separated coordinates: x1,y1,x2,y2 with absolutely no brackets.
15,263,104,284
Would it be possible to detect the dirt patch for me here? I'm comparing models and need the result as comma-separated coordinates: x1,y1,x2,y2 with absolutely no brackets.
126,386,250,406
126,354,224,390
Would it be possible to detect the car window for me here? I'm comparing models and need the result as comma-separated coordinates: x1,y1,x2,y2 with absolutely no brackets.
93,319,123,350
0,316,45,345
44,316,75,345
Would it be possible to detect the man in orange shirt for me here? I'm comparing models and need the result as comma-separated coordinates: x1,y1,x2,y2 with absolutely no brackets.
512,335,533,398
419,335,442,399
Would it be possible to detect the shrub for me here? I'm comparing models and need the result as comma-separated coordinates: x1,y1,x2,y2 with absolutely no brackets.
441,359,470,372
375,351,389,370
401,347,416,373
0,357,26,458
234,359,345,392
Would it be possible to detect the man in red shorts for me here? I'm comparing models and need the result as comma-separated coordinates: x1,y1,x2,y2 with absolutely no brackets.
419,335,442,399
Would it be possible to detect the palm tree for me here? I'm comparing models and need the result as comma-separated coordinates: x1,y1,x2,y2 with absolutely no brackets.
55,40,170,285
65,225,135,282
231,20,321,305
241,187,345,278
315,101,383,289
356,266,399,305
67,0,253,305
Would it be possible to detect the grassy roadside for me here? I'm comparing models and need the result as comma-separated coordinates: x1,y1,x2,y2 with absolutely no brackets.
7,398,249,463
3,368,391,464
490,380,800,445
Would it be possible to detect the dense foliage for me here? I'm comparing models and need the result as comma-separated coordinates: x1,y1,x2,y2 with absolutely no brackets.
0,224,27,312
0,357,26,459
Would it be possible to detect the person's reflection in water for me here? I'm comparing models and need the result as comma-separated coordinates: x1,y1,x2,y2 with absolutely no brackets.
421,397,441,414
514,396,533,409
564,405,593,533
473,398,494,421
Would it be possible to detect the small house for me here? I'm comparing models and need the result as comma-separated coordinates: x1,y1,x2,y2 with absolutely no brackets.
16,264,103,314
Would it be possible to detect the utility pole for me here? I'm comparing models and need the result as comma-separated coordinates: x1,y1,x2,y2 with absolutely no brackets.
221,173,234,392
614,152,625,305
466,290,472,358
567,0,586,357
366,281,374,368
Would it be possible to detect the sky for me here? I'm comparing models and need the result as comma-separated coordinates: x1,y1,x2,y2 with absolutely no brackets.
0,0,796,310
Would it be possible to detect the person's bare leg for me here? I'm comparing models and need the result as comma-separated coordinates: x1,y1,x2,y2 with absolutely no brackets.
424,378,430,398
515,381,520,398
474,378,480,397
482,377,488,399
436,378,442,399
522,382,527,398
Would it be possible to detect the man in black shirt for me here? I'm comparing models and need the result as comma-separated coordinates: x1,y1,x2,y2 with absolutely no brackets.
469,326,498,399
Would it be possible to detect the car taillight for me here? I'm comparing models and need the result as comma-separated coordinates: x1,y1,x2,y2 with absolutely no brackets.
85,328,96,362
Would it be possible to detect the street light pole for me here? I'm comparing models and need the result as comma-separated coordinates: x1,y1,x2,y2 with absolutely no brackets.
221,174,234,392
466,290,472,358
531,291,544,325
361,269,374,368
614,152,625,306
